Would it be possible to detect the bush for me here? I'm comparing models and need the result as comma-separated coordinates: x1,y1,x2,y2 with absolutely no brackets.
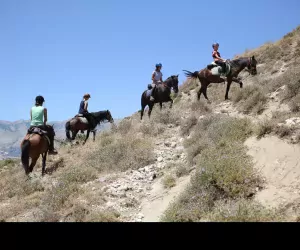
85,134,155,172
233,85,267,114
162,174,176,189
256,119,274,139
162,114,263,222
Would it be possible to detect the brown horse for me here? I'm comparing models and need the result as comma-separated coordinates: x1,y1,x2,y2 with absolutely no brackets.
183,56,258,102
140,75,179,120
20,126,54,175
65,110,114,144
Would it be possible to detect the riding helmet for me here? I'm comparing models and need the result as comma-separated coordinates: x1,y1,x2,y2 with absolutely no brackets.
83,93,91,98
212,42,219,48
156,63,162,67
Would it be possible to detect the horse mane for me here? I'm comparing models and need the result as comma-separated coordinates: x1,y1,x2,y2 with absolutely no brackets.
231,57,249,65
90,110,110,124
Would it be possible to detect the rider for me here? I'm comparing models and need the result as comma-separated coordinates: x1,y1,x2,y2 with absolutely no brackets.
29,95,58,155
149,63,163,102
78,93,97,131
212,42,227,74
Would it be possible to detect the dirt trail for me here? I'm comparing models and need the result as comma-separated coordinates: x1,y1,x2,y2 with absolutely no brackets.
140,175,190,222
245,136,300,210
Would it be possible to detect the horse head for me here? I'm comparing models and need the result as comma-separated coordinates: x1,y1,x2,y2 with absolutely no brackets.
106,110,114,123
166,75,179,93
247,56,257,75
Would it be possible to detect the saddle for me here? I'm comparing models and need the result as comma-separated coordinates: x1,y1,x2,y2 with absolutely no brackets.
27,127,51,145
27,127,48,136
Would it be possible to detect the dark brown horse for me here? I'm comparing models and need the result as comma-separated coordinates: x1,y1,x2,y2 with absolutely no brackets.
65,110,114,144
141,75,179,120
20,125,54,175
183,56,257,102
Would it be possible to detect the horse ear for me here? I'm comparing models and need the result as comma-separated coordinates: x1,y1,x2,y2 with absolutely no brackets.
177,74,179,77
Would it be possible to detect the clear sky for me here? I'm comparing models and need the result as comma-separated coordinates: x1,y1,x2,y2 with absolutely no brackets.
0,0,299,122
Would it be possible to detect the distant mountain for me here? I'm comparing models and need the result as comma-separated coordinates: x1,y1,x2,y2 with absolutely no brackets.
0,118,121,159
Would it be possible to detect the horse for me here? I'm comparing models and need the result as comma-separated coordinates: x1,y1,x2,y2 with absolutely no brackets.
183,56,258,102
140,75,179,120
65,110,114,144
20,125,54,176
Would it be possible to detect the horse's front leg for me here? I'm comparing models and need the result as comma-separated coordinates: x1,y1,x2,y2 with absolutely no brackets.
169,99,173,109
84,130,90,145
159,102,162,110
71,130,79,140
232,77,243,88
148,103,154,118
225,78,232,100
42,153,47,176
92,130,96,142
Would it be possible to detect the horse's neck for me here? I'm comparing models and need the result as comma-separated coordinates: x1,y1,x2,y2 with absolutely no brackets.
93,111,107,121
164,78,173,88
230,58,248,75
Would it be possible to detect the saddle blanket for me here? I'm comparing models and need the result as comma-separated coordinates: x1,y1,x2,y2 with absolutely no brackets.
209,61,231,76
74,114,89,124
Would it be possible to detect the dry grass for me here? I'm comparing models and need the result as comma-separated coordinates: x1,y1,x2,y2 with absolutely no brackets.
175,165,189,178
85,132,155,173
233,85,267,114
255,119,274,139
206,199,282,222
161,115,268,222
162,174,176,189
180,79,199,94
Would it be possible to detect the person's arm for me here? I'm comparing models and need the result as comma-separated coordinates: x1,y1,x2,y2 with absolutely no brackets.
30,108,32,121
152,72,156,81
84,101,88,112
43,108,48,125
160,73,163,82
213,51,226,62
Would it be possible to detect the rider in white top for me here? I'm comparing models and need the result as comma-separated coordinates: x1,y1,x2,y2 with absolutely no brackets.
150,63,163,101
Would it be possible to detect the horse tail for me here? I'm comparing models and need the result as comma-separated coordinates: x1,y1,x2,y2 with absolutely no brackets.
65,120,71,139
21,140,30,174
183,70,199,79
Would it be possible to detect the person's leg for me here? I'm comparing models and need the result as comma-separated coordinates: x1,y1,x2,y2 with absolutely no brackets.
150,84,157,102
42,125,58,155
84,113,96,130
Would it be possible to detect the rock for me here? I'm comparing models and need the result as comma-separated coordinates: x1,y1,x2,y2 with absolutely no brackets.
138,167,145,172
92,187,96,191
98,177,106,183
171,142,177,148
157,157,163,162
137,213,144,219
149,173,157,181
164,141,171,147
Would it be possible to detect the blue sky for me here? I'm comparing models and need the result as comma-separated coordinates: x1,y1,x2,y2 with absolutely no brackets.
0,0,299,122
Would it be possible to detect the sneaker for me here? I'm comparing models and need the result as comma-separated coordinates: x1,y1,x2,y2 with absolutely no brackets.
48,149,58,155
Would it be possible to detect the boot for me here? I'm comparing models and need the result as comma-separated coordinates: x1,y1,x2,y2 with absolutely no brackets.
150,86,156,101
48,137,58,155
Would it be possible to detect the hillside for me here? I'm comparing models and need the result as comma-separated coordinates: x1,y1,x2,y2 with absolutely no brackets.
0,25,300,222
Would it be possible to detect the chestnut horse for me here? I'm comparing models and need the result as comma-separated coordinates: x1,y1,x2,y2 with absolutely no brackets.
20,125,54,175
65,110,114,144
183,56,258,102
